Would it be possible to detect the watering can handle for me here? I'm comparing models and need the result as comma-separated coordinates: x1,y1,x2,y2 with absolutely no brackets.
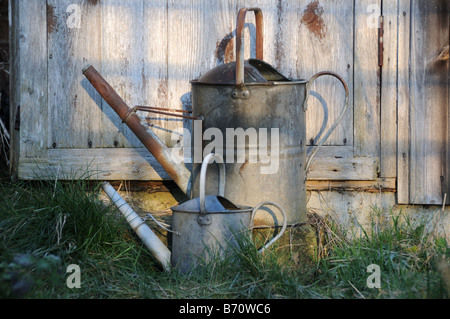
235,7,264,86
250,201,288,253
303,71,350,173
199,153,226,215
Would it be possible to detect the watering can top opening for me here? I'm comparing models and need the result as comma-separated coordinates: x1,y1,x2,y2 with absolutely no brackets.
192,58,304,85
191,8,306,87
171,195,252,214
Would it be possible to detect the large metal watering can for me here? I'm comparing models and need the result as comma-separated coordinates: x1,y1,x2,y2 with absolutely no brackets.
101,153,287,273
189,8,349,225
83,7,349,226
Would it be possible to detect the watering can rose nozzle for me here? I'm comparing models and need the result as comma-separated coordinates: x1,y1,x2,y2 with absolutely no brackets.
82,64,93,74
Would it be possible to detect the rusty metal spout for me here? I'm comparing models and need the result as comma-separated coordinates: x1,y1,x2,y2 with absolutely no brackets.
82,65,192,196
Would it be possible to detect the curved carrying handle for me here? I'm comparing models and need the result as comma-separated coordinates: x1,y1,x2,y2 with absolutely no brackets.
199,153,226,215
303,71,350,173
250,201,287,253
235,7,264,86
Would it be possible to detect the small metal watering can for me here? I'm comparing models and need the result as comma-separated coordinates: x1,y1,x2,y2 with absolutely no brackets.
170,153,287,273
101,153,286,273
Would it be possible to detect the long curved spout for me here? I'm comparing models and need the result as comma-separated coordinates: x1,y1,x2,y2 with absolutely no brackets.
82,65,191,196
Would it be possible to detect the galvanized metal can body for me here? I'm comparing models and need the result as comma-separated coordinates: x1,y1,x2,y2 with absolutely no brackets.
171,198,253,274
190,80,307,226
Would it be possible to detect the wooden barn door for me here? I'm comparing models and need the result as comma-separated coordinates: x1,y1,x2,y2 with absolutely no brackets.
11,0,379,182
18,0,441,196
397,0,449,205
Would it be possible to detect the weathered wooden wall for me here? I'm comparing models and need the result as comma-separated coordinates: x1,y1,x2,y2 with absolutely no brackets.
9,0,450,205
397,0,449,205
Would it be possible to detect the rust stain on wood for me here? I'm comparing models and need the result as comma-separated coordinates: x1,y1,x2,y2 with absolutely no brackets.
216,32,234,64
429,45,449,71
87,0,100,6
157,78,168,100
301,0,326,40
239,159,249,175
437,45,449,61
47,4,57,34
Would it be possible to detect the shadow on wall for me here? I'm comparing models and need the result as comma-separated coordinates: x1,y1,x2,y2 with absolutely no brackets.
0,0,9,170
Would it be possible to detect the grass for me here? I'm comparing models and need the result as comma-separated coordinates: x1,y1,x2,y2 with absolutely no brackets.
0,175,449,299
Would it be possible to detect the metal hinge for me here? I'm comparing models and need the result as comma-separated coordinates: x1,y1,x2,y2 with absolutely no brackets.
378,15,384,67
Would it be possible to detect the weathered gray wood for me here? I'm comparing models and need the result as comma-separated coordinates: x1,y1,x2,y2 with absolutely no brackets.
448,22,450,205
18,148,170,180
47,0,102,149
9,0,48,165
354,0,381,158
380,0,398,178
141,0,170,145
396,0,410,204
16,148,378,182
408,0,449,205
307,156,379,181
165,0,237,149
10,0,398,186
296,0,354,148
8,0,19,171
101,0,146,148
307,178,396,192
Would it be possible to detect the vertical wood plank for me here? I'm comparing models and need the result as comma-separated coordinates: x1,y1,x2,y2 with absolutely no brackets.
380,0,398,178
397,0,411,204
409,0,449,204
101,0,145,148
166,0,235,147
9,0,48,165
262,0,301,78
354,0,381,158
297,0,354,148
448,13,450,205
141,0,170,145
47,0,102,150
8,0,20,171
